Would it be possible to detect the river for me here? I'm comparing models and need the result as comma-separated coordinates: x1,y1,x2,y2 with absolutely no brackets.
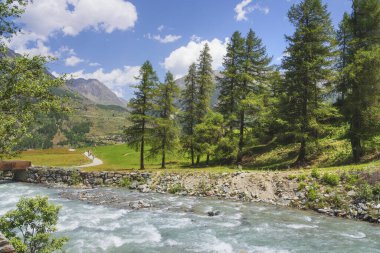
0,182,379,253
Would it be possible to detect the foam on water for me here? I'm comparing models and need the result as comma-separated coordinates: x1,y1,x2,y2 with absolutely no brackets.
1,182,379,253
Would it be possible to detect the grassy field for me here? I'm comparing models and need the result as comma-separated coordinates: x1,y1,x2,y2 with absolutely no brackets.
11,148,89,167
10,138,380,174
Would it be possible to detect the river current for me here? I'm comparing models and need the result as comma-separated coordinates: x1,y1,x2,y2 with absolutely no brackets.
0,182,379,253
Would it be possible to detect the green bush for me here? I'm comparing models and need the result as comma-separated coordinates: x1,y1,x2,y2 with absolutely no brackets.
307,187,318,201
70,170,81,185
288,174,297,180
0,196,68,253
321,173,340,187
372,183,380,201
119,177,131,187
356,183,374,202
311,169,320,179
298,182,307,191
168,183,186,194
297,174,307,182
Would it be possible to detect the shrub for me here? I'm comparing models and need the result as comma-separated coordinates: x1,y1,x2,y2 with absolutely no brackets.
307,187,318,202
0,196,68,253
298,182,307,191
356,183,374,202
119,177,131,187
297,174,307,182
288,174,297,180
372,183,380,201
168,183,186,194
311,168,320,179
70,170,81,185
321,173,340,187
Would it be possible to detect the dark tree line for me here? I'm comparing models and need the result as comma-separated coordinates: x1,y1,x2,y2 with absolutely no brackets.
126,0,380,170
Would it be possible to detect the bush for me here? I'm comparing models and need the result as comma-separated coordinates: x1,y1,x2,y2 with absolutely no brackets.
297,174,307,182
356,183,374,202
119,177,131,188
307,187,318,202
0,196,68,253
311,169,320,179
288,174,297,180
298,182,307,191
372,183,380,201
168,183,186,194
321,173,340,187
70,170,81,185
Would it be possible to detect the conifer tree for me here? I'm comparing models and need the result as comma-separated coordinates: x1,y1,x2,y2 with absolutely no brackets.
150,72,180,168
237,29,272,162
281,0,335,165
125,61,158,170
217,31,245,134
196,43,215,120
340,0,380,162
181,63,198,166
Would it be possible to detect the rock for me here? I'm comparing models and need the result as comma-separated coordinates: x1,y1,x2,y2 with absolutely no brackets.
138,184,150,193
129,181,139,189
129,200,151,209
358,203,368,211
347,190,356,197
207,210,221,217
318,208,332,214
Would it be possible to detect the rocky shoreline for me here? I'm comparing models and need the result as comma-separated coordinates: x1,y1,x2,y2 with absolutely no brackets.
1,166,379,224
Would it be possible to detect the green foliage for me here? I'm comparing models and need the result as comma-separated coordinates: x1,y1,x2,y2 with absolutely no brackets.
70,170,81,185
0,196,68,253
193,110,224,165
168,183,186,194
307,187,318,202
60,120,93,148
321,173,340,187
150,72,180,168
356,183,374,202
373,183,380,201
298,182,307,191
125,61,159,170
297,174,307,182
119,177,131,188
311,169,321,179
280,0,336,164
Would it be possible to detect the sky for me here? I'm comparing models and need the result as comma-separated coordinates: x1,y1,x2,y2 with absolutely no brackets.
7,0,352,100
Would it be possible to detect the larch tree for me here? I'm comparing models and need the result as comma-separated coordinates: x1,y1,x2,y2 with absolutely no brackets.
340,0,380,162
181,63,198,166
237,29,272,162
217,31,245,135
281,0,335,165
125,61,158,170
195,43,215,164
150,72,180,168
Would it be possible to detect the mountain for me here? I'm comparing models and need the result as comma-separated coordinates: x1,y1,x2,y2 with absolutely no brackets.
66,78,127,107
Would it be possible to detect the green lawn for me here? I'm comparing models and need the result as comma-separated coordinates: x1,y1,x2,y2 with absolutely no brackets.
12,148,89,167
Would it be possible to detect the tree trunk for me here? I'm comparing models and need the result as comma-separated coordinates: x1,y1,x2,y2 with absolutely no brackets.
237,110,245,163
196,155,200,165
296,88,308,166
140,118,145,170
350,119,362,163
161,150,166,169
296,137,306,166
191,146,195,167
206,154,210,166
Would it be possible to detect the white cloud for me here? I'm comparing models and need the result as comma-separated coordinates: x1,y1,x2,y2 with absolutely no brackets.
163,38,228,79
157,25,165,32
89,62,101,67
152,34,182,43
65,55,84,66
20,0,138,37
234,0,269,21
7,0,137,57
67,66,141,98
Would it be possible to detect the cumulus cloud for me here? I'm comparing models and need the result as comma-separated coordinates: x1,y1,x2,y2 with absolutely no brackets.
234,0,269,21
157,25,165,32
8,0,137,57
66,66,141,98
163,38,228,79
20,0,137,37
152,34,182,43
65,55,84,66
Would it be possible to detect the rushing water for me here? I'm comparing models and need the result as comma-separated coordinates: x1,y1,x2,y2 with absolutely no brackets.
0,182,379,253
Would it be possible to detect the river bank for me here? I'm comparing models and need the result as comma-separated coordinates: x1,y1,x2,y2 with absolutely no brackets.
1,166,380,224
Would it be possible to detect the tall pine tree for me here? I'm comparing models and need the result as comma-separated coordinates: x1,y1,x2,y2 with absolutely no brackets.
181,63,198,166
237,29,272,162
281,0,335,165
217,31,245,134
125,61,158,170
340,0,380,162
150,72,180,168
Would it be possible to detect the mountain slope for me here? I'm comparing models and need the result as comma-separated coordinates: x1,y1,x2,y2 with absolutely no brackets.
67,78,127,107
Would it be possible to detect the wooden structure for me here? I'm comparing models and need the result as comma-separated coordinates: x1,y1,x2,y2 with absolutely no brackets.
0,160,31,172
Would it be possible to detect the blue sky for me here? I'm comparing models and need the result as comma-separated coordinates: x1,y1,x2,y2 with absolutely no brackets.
8,0,351,99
